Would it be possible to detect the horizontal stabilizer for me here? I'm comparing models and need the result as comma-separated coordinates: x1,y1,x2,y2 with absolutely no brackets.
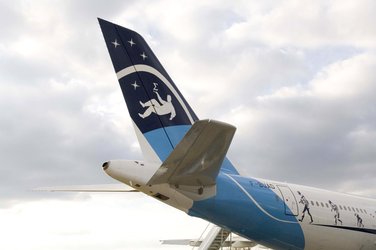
34,184,138,192
147,119,236,186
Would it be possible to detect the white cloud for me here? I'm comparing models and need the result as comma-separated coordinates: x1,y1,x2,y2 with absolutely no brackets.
226,0,376,49
1,0,376,249
226,51,376,194
310,53,376,97
0,195,206,250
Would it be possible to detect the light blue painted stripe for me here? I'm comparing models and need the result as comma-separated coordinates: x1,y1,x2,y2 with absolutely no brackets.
188,173,305,249
226,174,298,223
143,125,239,174
143,125,190,161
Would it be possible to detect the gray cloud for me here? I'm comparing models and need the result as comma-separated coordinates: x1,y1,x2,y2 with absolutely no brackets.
0,1,144,204
1,0,375,209
227,53,376,197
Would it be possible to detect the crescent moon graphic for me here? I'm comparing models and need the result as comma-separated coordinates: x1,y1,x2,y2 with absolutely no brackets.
116,64,194,124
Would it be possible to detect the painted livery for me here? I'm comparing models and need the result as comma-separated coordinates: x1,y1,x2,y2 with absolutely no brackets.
97,19,376,249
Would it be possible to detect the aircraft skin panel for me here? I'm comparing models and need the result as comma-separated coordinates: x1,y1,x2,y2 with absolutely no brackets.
97,18,376,250
131,121,160,163
188,173,376,250
285,181,376,249
143,125,191,161
188,173,305,250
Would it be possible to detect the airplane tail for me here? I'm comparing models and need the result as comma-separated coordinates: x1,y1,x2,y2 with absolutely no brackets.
98,18,238,174
98,18,198,162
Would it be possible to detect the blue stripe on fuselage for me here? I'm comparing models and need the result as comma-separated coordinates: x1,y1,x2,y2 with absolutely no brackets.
189,173,305,250
144,125,303,247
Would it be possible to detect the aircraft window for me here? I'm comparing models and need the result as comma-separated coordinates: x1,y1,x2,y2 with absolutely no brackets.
348,206,351,211
364,209,367,214
352,207,356,212
320,202,324,207
359,209,364,213
311,201,315,206
325,203,329,208
339,205,343,210
344,206,347,211
316,201,320,206
356,208,360,213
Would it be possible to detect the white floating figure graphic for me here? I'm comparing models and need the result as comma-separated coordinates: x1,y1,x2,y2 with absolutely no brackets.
138,91,176,120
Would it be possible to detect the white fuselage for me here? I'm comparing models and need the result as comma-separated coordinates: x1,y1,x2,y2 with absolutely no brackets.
259,178,376,249
104,160,376,249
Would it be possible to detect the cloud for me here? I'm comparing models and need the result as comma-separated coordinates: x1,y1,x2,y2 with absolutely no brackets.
226,0,376,49
0,194,206,250
226,52,376,197
0,0,144,203
0,1,375,249
0,0,374,202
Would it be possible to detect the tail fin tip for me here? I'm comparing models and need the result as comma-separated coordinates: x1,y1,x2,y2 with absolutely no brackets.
98,18,198,162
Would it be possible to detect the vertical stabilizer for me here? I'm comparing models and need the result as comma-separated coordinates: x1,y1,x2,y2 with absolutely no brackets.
98,18,239,175
98,18,198,162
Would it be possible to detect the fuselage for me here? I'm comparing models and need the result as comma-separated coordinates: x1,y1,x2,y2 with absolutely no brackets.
190,173,376,250
104,161,376,250
98,19,376,250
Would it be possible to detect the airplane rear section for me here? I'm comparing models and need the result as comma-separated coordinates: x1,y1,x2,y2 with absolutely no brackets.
102,159,196,212
101,120,236,209
97,18,299,249
98,19,240,220
102,160,156,187
188,173,305,250
97,19,376,250
98,18,239,175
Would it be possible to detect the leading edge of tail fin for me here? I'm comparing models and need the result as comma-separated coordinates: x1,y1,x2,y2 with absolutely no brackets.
97,18,239,175
98,18,198,162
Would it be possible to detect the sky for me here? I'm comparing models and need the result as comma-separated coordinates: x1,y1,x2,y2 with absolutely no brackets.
1,0,376,249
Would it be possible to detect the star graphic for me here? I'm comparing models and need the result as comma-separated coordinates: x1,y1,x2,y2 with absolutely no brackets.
140,52,147,60
112,39,120,48
131,81,140,90
128,39,135,47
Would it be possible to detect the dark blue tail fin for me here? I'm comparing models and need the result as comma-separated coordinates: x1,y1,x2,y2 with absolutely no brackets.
98,18,198,161
98,18,238,174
